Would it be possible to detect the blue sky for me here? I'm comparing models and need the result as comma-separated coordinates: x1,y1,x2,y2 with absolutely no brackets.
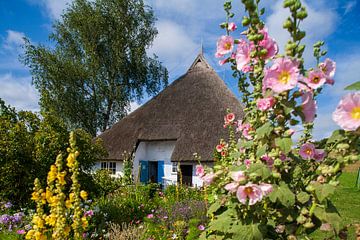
0,0,359,139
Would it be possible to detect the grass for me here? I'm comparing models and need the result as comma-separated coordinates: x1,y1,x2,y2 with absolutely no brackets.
311,169,360,239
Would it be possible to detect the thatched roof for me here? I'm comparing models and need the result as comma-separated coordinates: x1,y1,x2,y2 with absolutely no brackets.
98,53,244,162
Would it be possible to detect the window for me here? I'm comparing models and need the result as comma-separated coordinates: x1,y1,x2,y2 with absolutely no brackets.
171,162,178,174
100,161,116,175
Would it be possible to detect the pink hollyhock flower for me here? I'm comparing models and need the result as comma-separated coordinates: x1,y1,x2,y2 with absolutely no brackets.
216,143,225,152
17,230,25,235
195,165,205,177
299,143,316,160
224,182,239,193
332,92,360,131
202,173,216,185
244,159,251,168
261,155,274,168
224,113,235,127
319,58,336,85
259,183,273,195
236,183,263,205
147,214,154,219
301,91,317,123
257,97,276,111
228,22,237,31
258,28,278,60
263,57,300,93
304,69,326,89
236,121,253,140
231,171,246,182
235,39,251,72
314,149,326,162
216,35,234,57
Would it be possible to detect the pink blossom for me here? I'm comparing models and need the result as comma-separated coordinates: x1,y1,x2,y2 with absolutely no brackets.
216,144,225,153
235,39,251,72
263,57,300,93
236,183,263,205
261,155,274,168
301,91,317,123
256,97,275,111
147,214,154,219
258,28,278,60
228,22,237,31
17,230,25,235
231,171,246,182
304,69,326,89
332,92,360,131
198,224,205,231
202,173,216,185
319,58,336,85
195,165,205,177
244,159,251,168
224,182,239,193
224,113,235,127
236,121,253,140
215,35,234,57
299,143,316,160
259,183,273,195
314,149,326,162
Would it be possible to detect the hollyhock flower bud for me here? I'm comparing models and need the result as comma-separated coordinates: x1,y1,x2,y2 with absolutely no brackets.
216,35,234,56
256,97,276,111
301,91,317,123
258,28,278,60
299,143,316,160
332,92,360,131
227,22,237,31
263,57,300,93
195,165,205,177
219,58,228,66
284,129,295,137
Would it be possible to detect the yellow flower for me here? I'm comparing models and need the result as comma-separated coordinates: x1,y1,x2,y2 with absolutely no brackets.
65,199,72,209
57,171,67,185
64,226,71,236
31,192,39,201
69,193,75,202
25,230,35,239
80,190,88,200
47,165,57,183
66,153,75,168
81,217,88,228
45,189,52,202
45,214,56,226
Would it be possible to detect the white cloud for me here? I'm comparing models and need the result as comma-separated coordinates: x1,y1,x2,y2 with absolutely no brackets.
266,0,338,65
149,20,198,78
2,30,26,51
0,73,39,111
28,0,73,19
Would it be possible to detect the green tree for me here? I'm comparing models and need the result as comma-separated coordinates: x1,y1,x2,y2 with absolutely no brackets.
22,0,168,136
0,99,106,206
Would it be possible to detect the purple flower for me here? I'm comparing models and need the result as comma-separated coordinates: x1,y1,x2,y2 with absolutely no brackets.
24,224,32,230
84,210,94,217
17,229,26,235
0,214,10,224
4,202,12,209
198,224,205,231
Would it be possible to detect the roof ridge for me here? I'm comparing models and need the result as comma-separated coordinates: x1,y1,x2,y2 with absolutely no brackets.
187,53,213,72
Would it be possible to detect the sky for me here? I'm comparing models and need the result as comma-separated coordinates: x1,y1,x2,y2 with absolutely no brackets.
0,0,359,139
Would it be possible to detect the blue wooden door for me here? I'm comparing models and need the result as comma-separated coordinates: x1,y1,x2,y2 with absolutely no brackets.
140,161,148,183
157,161,165,184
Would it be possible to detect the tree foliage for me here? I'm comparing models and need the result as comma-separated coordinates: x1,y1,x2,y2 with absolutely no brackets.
22,0,168,136
0,99,106,206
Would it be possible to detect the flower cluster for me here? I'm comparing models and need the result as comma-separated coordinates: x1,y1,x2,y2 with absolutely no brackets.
201,0,360,239
26,132,92,240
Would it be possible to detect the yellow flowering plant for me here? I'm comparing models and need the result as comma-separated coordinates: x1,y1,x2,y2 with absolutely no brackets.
26,132,91,240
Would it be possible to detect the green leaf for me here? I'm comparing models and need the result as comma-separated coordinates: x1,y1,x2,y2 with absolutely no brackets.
208,208,235,232
256,122,273,138
256,144,267,158
208,200,221,214
313,203,341,232
297,191,310,204
313,183,335,202
344,81,360,90
275,137,293,153
230,223,263,240
248,163,271,179
239,140,254,149
326,130,346,144
269,182,295,207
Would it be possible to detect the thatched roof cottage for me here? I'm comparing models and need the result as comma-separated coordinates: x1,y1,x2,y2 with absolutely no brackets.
95,53,244,186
